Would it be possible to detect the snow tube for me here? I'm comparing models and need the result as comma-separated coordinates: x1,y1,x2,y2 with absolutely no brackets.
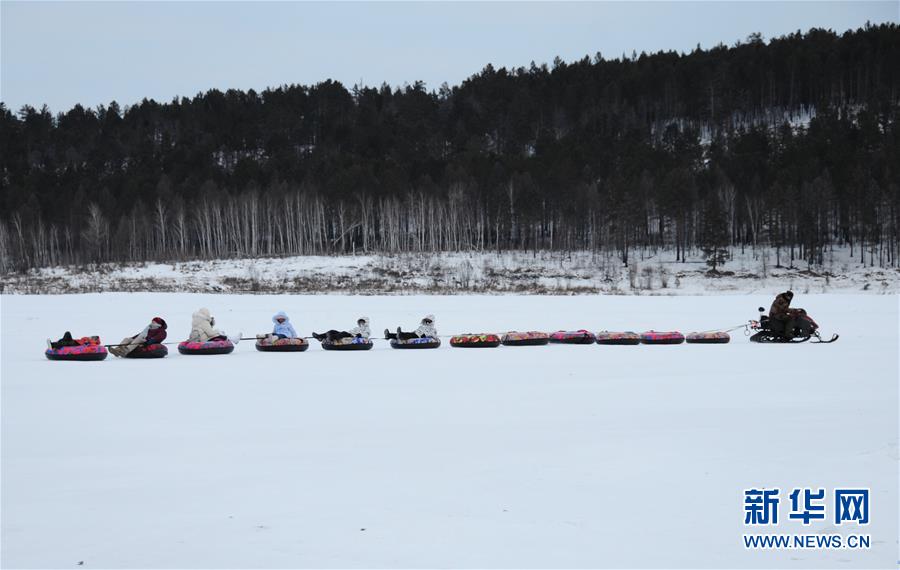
45,338,108,361
549,330,597,345
255,337,309,352
640,331,685,345
390,337,441,349
322,337,374,351
686,331,730,344
501,331,550,346
124,343,168,358
177,339,235,355
595,331,641,345
450,333,501,348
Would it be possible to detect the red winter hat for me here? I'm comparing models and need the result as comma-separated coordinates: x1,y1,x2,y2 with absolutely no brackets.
152,317,167,329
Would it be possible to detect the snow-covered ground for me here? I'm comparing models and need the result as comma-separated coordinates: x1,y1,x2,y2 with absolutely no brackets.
1,293,897,568
3,248,898,295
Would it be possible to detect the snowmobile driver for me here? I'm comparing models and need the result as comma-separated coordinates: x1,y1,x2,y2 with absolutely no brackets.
769,290,796,339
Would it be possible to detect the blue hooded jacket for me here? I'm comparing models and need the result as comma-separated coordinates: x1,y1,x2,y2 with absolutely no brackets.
272,311,298,338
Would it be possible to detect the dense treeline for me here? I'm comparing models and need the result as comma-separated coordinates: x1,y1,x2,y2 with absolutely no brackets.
1,23,899,272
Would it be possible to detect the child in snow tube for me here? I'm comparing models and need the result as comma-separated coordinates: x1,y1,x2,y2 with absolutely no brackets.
49,331,83,349
256,311,308,352
180,308,239,355
110,317,168,357
188,307,233,342
258,310,298,341
385,315,440,348
46,334,108,361
312,317,371,344
384,315,437,341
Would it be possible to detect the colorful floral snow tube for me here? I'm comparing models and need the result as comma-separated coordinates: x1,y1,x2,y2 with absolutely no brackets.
595,331,642,345
390,337,441,349
640,331,685,345
686,331,731,344
322,336,374,351
45,337,108,361
255,337,309,352
549,330,597,345
124,343,168,358
501,331,550,346
177,339,235,355
450,333,501,348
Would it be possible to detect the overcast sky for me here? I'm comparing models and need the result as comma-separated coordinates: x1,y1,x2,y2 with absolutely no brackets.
2,1,897,113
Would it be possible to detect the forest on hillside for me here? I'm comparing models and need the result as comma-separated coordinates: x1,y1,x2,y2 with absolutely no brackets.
1,23,899,272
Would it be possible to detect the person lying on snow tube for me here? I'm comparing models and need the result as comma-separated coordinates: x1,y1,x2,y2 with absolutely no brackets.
312,317,371,343
189,307,232,342
258,310,298,342
384,314,437,341
110,317,167,357
49,332,99,349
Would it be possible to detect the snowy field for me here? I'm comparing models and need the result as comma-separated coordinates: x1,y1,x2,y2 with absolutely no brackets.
3,248,899,295
1,293,897,568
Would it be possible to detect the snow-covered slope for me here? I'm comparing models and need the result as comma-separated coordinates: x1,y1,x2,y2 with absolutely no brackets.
2,293,896,568
3,248,898,295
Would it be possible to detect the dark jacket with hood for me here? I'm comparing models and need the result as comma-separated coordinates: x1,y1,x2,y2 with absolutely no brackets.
769,291,794,320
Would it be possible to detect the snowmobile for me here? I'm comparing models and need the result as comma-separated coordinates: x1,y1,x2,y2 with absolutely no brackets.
748,307,838,344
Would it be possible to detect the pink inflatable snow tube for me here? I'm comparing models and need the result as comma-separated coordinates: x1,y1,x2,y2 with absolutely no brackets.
45,342,108,361
640,331,685,345
595,331,642,345
549,330,597,344
685,331,730,344
177,339,235,355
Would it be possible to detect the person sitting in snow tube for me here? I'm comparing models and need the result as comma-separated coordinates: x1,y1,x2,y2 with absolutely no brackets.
49,331,82,349
179,308,237,355
188,307,230,342
256,311,308,352
110,317,168,358
313,317,373,350
262,310,298,340
385,315,441,348
46,333,108,361
312,316,370,344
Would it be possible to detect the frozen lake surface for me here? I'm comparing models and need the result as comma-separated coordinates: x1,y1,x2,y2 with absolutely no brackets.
1,293,897,568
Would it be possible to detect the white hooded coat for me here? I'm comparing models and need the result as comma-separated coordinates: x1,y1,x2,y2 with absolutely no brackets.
189,308,222,342
414,315,437,338
349,317,371,339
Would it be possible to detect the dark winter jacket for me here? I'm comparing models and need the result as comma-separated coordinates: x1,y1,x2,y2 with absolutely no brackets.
769,292,793,320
